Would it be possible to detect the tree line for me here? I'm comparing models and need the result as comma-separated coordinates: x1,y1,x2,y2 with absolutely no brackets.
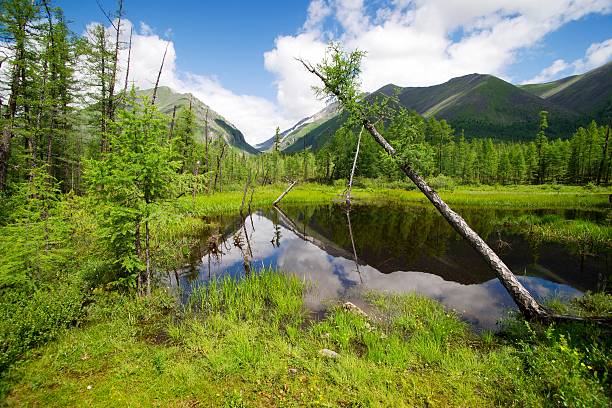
314,109,611,186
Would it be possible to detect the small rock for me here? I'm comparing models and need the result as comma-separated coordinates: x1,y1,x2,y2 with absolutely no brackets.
319,348,340,359
288,368,298,374
343,301,368,317
86,385,92,390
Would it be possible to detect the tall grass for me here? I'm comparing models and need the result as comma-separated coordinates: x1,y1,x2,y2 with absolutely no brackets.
6,271,610,406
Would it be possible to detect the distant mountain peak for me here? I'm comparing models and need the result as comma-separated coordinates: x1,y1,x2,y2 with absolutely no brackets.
137,87,258,154
276,61,611,153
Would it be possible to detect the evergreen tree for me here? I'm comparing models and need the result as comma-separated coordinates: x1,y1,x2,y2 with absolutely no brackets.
534,110,549,184
85,93,177,294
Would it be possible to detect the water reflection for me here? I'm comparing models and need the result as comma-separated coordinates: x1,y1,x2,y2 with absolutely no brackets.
177,204,609,330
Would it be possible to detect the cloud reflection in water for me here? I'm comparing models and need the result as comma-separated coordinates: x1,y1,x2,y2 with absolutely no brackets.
181,211,582,330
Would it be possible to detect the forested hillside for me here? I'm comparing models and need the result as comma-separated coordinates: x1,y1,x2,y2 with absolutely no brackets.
278,63,611,153
137,86,258,154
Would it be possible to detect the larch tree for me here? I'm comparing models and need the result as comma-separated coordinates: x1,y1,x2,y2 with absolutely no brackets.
85,92,177,295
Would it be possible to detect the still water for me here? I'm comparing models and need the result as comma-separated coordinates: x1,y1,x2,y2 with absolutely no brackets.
176,204,609,330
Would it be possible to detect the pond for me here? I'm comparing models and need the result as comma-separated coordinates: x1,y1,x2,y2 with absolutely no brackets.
175,203,610,330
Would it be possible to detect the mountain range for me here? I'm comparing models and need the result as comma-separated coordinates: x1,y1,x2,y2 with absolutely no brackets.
137,86,259,154
261,61,611,154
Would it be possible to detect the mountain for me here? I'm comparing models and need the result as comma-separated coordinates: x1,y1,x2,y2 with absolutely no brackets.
255,102,341,153
137,86,258,154
275,62,611,153
518,75,582,99
379,73,579,138
520,62,612,120
545,62,612,121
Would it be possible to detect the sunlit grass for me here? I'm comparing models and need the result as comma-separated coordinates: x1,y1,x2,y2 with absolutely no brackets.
179,182,610,217
5,271,609,407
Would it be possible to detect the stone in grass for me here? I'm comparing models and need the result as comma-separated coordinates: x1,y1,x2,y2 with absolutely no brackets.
319,348,340,359
343,301,368,318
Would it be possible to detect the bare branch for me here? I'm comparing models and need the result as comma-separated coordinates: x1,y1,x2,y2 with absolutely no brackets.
151,41,169,105
123,25,132,94
95,0,118,31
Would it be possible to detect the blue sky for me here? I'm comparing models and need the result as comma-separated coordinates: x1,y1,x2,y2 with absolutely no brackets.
56,0,612,143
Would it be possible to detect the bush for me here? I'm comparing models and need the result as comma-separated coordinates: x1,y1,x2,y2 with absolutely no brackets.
0,280,85,374
427,174,457,191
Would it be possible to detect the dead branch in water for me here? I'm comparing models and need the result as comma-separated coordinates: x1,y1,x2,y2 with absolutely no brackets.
273,180,297,206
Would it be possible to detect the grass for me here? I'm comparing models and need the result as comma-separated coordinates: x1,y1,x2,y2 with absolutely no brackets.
498,213,612,253
178,182,611,217
4,271,610,407
2,182,610,405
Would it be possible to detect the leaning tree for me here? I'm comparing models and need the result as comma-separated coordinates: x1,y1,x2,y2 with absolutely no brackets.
299,44,602,322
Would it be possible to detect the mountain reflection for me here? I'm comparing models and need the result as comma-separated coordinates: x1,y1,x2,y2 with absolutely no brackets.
178,205,605,330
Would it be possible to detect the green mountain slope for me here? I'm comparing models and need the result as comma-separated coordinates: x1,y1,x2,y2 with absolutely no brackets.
281,63,609,152
256,102,341,153
137,86,258,154
519,75,582,98
379,74,579,139
546,62,612,121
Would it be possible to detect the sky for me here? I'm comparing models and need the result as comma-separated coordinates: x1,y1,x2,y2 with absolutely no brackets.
56,0,612,144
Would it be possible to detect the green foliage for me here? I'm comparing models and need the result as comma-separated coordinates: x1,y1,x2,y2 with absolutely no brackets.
85,93,178,288
311,43,367,123
0,280,84,374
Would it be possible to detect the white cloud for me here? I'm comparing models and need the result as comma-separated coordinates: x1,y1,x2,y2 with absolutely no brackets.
525,59,571,83
303,0,332,32
266,0,612,102
525,37,612,83
99,19,296,143
91,1,611,145
574,38,612,71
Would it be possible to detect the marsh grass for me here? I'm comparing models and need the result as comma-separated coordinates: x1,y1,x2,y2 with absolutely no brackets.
179,183,610,217
5,271,610,407
499,213,612,253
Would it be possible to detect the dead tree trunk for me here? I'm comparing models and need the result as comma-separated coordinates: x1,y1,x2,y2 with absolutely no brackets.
123,26,132,95
192,160,200,198
346,126,364,206
273,180,297,206
0,38,22,190
299,59,549,321
151,41,169,105
204,108,210,174
346,209,363,283
362,121,547,320
168,105,177,139
107,0,122,121
99,31,108,153
240,172,251,216
212,142,226,192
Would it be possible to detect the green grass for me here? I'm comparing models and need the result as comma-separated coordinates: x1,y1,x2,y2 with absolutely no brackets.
498,213,612,253
179,182,610,217
2,183,609,405
4,271,610,407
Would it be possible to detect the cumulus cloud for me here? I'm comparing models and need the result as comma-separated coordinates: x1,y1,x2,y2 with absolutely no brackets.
91,1,611,144
260,0,611,139
93,20,294,143
525,37,612,83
